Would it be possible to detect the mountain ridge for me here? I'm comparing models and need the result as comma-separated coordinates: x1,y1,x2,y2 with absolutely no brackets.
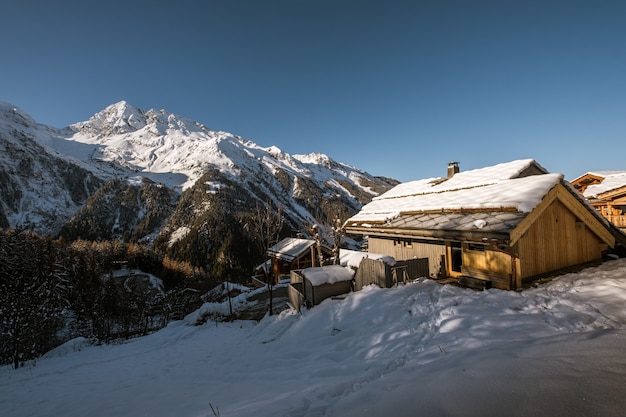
0,100,397,273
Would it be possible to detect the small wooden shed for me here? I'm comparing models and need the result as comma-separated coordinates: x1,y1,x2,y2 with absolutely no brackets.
263,237,332,284
345,159,618,290
288,265,354,311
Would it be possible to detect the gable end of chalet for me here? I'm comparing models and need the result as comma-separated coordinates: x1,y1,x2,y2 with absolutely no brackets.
509,181,615,248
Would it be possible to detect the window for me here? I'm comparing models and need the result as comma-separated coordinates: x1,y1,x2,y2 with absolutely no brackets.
467,243,485,252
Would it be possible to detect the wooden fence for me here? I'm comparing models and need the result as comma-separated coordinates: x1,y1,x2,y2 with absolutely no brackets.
288,281,306,312
354,258,429,291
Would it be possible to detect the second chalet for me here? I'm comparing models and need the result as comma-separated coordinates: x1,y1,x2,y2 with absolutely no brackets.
570,171,626,231
345,159,619,290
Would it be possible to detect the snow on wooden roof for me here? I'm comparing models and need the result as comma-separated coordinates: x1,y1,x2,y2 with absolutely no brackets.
374,159,547,200
301,265,355,286
349,174,562,224
383,210,528,235
571,170,626,183
267,238,315,262
347,160,562,228
581,172,626,198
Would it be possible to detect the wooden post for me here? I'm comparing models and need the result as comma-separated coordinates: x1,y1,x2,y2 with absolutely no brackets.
510,254,518,290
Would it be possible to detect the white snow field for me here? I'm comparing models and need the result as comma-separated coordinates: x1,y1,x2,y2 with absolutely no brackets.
1,259,626,417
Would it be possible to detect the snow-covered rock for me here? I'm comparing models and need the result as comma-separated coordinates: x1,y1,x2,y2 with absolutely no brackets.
0,100,396,237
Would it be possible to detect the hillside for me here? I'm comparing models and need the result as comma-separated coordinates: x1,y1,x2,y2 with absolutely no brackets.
0,104,103,232
0,100,397,272
1,259,625,417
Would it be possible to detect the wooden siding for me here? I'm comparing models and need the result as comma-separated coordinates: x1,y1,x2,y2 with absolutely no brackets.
396,258,430,280
307,280,352,306
291,269,352,308
368,237,445,278
462,245,514,290
510,183,614,248
516,199,603,279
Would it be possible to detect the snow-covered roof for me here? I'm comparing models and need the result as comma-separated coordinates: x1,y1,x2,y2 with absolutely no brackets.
374,159,547,200
339,249,396,268
580,172,626,198
267,238,316,262
383,210,528,235
571,170,626,183
301,265,355,286
346,160,564,234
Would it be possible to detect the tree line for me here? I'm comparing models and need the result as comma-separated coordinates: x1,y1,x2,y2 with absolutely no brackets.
0,195,350,369
0,228,218,369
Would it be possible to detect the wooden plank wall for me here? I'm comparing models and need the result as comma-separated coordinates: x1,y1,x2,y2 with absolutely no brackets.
368,237,446,278
516,199,602,278
462,247,513,290
309,281,353,305
395,258,430,280
462,266,511,290
354,257,390,290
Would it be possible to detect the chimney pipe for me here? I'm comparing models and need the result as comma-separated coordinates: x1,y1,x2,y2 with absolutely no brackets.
447,161,459,178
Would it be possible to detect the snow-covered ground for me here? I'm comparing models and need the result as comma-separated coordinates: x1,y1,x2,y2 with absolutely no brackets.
2,259,626,417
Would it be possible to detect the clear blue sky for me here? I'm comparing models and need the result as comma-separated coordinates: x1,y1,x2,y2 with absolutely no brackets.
2,0,625,182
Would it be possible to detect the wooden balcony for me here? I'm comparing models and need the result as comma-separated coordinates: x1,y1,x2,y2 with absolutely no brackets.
604,214,626,228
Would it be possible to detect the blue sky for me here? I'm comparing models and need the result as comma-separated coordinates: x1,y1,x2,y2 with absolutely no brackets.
2,0,625,182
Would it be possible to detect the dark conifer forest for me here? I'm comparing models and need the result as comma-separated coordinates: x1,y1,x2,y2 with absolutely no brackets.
0,229,218,368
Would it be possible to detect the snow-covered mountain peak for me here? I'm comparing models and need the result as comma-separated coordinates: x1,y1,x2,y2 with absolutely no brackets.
70,101,216,140
0,100,397,236
0,101,38,129
70,100,148,136
295,152,333,166
266,145,284,159
57,101,384,193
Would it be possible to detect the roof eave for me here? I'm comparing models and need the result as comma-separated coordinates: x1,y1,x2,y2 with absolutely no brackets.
344,225,511,244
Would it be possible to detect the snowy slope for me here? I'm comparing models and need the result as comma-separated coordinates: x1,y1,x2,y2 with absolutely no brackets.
0,103,103,233
0,100,395,236
1,259,625,417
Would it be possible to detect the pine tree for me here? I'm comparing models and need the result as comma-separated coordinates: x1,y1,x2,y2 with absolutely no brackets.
0,230,66,368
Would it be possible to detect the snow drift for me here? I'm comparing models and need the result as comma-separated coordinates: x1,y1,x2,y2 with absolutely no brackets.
1,259,625,417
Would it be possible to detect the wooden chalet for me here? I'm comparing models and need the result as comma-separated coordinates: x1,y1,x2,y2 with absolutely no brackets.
570,171,626,230
345,160,618,290
265,237,332,284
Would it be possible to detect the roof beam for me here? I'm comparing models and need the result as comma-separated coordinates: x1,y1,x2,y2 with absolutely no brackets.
344,226,509,243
